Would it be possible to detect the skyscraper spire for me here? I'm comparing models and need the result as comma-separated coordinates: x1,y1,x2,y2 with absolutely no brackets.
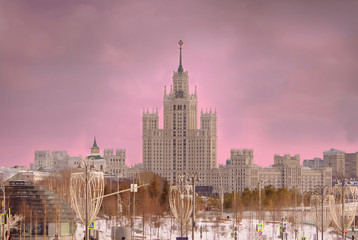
92,136,98,148
178,40,184,74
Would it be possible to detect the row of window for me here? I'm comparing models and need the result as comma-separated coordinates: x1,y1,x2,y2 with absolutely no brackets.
173,105,186,110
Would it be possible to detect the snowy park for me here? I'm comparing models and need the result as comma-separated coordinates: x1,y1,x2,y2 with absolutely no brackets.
68,168,358,240
74,212,356,240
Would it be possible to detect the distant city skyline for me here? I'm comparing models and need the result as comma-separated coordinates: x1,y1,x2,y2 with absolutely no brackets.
1,0,358,168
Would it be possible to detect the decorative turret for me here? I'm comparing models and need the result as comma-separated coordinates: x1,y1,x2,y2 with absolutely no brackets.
91,136,99,154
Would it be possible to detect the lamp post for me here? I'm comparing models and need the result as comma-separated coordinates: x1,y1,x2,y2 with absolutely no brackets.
314,185,328,240
332,179,352,240
294,187,297,240
0,182,5,240
84,160,89,240
340,179,346,240
328,179,358,240
76,157,91,240
341,179,351,240
170,174,192,239
71,158,105,240
217,169,224,218
233,174,238,240
186,172,200,240
258,180,265,223
130,182,138,239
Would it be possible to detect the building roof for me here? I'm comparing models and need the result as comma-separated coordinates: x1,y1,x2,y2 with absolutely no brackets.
323,148,345,155
86,153,104,160
92,136,99,148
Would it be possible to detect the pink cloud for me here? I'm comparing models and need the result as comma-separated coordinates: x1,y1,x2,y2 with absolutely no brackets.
1,0,358,168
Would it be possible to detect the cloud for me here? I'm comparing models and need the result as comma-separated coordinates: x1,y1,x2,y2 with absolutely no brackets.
1,0,358,167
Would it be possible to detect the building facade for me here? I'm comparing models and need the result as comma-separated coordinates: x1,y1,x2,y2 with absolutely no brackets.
86,137,106,172
210,150,332,194
33,138,127,177
323,148,345,179
271,154,302,190
210,149,260,194
142,41,217,185
303,157,323,169
301,167,332,192
345,152,358,179
33,150,81,171
104,148,127,177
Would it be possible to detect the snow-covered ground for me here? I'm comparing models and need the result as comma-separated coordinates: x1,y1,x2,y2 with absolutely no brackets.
74,212,353,240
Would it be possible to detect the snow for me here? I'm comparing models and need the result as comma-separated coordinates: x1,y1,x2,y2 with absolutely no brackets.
74,211,352,240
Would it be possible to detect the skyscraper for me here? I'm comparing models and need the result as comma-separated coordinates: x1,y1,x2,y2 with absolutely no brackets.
142,40,217,185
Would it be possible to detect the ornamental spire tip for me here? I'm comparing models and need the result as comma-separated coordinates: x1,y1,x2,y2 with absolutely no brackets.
178,40,184,73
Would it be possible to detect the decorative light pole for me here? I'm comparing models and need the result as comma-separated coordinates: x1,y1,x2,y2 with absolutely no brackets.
217,169,224,218
85,161,89,240
258,180,265,223
294,187,297,240
186,172,200,240
169,175,193,239
317,185,328,240
70,158,104,240
233,174,238,240
130,182,138,239
0,182,5,240
329,179,358,240
311,185,331,240
341,179,349,240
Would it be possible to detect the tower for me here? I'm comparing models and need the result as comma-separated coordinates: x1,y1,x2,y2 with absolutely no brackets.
91,136,100,154
142,41,217,185
87,137,106,172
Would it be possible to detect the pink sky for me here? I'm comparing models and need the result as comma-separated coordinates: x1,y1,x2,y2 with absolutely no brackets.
1,0,358,168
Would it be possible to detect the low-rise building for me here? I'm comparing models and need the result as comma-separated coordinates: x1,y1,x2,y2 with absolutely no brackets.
5,180,74,237
33,150,81,171
301,167,332,192
210,150,332,194
32,138,128,177
210,149,260,194
104,149,127,177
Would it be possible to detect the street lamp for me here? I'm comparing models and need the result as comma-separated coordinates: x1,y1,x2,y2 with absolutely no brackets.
217,169,224,218
328,179,358,240
84,159,90,240
130,181,138,239
340,179,350,240
315,185,328,240
186,172,200,240
339,179,351,240
293,187,298,240
0,181,5,240
169,175,193,239
233,174,238,240
258,180,265,223
70,158,104,240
